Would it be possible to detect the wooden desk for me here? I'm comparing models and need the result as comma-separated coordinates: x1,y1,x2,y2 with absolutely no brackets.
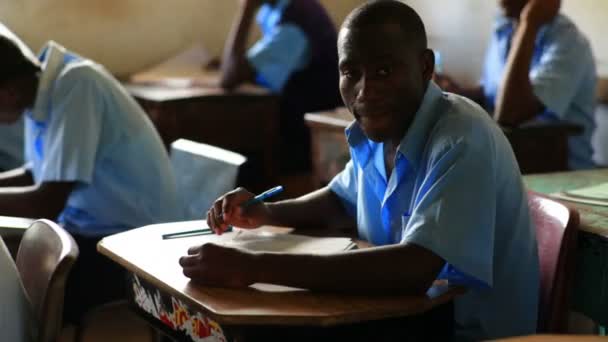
524,169,608,328
305,108,582,187
126,70,280,192
98,221,464,341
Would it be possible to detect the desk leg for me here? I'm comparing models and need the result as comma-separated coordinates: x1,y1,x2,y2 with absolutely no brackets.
127,273,228,342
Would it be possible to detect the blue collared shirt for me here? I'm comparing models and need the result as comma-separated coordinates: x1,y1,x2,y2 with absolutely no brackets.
247,0,311,92
481,14,597,170
330,82,539,340
24,42,183,236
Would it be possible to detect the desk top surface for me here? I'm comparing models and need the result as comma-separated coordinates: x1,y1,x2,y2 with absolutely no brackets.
98,220,463,326
0,216,35,238
524,168,608,238
126,69,271,101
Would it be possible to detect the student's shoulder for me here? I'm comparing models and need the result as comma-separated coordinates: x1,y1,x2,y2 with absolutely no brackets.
546,14,591,50
54,60,109,94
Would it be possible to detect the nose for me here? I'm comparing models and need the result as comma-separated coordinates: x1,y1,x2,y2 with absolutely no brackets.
355,74,382,103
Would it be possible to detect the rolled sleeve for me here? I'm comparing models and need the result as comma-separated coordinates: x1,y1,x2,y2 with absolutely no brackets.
402,137,496,288
39,68,102,183
247,23,310,92
329,160,358,217
531,33,587,119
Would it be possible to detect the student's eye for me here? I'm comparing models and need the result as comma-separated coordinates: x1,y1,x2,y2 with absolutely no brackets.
341,68,357,80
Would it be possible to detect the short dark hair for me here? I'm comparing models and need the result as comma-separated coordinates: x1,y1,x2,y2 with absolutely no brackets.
342,0,427,51
0,25,41,83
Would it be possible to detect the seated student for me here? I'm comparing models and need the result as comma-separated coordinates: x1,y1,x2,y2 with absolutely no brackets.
180,1,539,340
0,237,35,342
219,0,342,172
436,0,597,170
0,120,24,172
0,25,183,324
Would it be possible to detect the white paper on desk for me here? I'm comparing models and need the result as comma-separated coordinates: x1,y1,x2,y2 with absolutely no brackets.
217,231,356,255
563,182,608,201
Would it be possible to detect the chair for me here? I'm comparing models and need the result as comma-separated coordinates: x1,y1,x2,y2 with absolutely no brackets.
16,219,79,342
528,191,579,333
170,138,247,220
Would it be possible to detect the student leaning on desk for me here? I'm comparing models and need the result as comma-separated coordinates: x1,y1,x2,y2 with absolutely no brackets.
435,0,597,170
217,0,342,173
180,1,540,341
0,24,184,325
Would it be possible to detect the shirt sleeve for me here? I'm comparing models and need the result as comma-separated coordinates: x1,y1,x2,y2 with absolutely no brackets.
328,160,358,217
402,136,496,288
38,67,102,183
531,30,589,119
247,23,310,92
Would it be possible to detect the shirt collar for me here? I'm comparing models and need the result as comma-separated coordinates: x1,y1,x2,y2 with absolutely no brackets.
494,13,557,47
29,41,69,122
257,0,291,31
345,81,446,171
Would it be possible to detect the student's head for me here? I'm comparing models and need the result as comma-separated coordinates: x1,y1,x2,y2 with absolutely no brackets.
499,0,529,19
338,0,434,143
0,25,40,123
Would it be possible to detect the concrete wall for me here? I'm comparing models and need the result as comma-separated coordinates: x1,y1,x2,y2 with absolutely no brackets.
0,0,605,78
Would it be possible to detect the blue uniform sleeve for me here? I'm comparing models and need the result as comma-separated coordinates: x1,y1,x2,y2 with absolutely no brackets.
531,28,590,119
38,67,102,183
402,136,496,289
247,23,310,92
328,160,358,217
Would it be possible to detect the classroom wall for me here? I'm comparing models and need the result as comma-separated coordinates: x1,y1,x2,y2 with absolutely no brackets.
0,0,605,78
0,0,361,77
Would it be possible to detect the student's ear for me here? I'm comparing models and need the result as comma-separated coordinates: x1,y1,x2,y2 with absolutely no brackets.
420,49,435,83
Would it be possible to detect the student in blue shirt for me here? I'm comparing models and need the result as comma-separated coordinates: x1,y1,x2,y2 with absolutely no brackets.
0,26,183,323
219,0,342,172
181,1,539,340
437,0,597,170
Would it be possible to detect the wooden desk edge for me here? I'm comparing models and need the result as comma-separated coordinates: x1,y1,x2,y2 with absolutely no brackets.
98,240,465,327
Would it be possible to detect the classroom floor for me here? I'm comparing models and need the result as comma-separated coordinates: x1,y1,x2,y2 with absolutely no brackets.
59,304,154,342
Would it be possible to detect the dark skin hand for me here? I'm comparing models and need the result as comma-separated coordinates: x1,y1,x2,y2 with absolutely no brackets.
181,20,445,295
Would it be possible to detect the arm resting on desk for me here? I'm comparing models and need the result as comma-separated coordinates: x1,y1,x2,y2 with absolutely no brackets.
181,240,444,295
0,182,74,219
0,167,34,187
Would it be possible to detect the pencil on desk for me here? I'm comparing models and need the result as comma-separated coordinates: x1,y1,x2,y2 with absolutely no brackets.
161,228,215,240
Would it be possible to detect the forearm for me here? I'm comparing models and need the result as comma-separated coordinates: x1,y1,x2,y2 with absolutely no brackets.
254,243,443,294
0,182,73,218
495,21,544,126
265,187,354,231
0,167,34,187
220,3,257,89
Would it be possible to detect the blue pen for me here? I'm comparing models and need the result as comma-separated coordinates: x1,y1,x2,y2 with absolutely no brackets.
241,185,284,208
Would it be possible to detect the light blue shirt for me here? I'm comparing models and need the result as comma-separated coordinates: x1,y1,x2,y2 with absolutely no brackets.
481,14,597,170
330,82,539,340
24,42,183,236
247,0,311,92
0,119,24,171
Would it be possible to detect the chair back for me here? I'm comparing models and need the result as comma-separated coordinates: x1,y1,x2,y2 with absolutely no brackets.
528,191,579,333
170,139,246,220
16,219,79,342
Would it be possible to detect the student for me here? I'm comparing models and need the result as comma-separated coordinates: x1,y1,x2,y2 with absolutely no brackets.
0,24,183,323
0,237,35,342
180,1,539,340
219,0,342,172
436,0,597,170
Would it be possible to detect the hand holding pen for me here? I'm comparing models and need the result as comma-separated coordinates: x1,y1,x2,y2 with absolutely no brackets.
208,186,283,235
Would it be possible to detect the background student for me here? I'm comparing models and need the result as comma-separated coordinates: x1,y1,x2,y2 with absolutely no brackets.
436,0,597,170
219,0,343,173
0,23,184,323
